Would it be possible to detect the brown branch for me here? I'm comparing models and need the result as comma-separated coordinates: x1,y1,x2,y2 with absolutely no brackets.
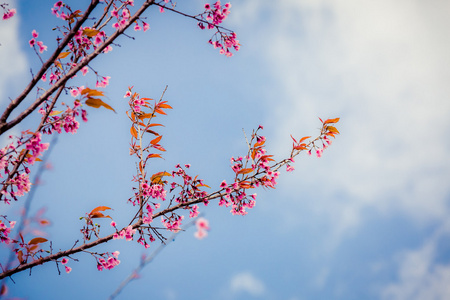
0,0,156,136
0,0,101,135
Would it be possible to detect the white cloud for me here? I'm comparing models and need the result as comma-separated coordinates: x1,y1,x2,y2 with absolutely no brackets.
380,219,450,300
234,0,450,244
0,0,27,105
230,271,266,297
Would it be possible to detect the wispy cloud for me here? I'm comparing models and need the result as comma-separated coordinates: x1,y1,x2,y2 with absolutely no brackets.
380,219,450,300
0,0,27,105
230,271,266,297
233,0,450,244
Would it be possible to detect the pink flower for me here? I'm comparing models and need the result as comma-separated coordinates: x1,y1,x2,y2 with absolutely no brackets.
159,6,164,13
61,258,68,264
29,39,36,47
54,1,63,8
70,89,80,97
134,23,141,31
124,91,131,98
37,41,47,53
220,180,227,188
32,30,39,38
112,251,120,258
142,22,150,32
41,73,47,81
110,221,116,227
316,148,323,158
2,8,16,20
81,66,88,76
194,229,208,239
65,266,72,273
286,164,295,172
196,217,209,231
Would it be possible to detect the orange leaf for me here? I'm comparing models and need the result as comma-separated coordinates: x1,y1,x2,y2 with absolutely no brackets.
150,135,162,145
326,126,340,134
154,108,166,115
90,206,112,214
81,87,104,97
28,237,48,245
39,219,50,226
85,98,116,112
83,28,100,37
299,136,311,143
18,250,24,264
130,126,138,139
89,212,111,219
238,168,254,175
324,118,340,124
147,154,162,159
57,52,71,59
158,103,172,109
138,113,155,120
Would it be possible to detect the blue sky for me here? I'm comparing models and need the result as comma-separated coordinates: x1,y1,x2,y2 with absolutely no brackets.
1,0,450,299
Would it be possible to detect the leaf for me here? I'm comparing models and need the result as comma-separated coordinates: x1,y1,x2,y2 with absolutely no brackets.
147,153,162,159
130,126,138,139
324,118,340,124
158,103,172,109
146,129,159,136
326,126,340,134
28,237,48,245
299,136,311,143
18,250,24,264
239,181,252,189
39,219,50,226
85,98,116,112
150,135,162,145
89,212,111,219
83,28,100,37
49,110,63,116
140,97,153,101
154,108,166,115
90,206,112,214
238,168,254,175
138,113,155,120
81,87,104,97
57,51,70,59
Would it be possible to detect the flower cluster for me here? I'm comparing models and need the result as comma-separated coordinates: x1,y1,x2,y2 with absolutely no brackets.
61,257,72,273
39,100,87,135
197,1,240,56
96,251,121,271
1,6,16,20
51,1,68,20
25,133,49,164
28,30,47,54
194,217,209,239
161,215,184,232
113,225,136,241
0,219,15,244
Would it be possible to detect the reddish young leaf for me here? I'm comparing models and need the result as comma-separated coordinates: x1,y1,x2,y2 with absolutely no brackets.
18,250,24,264
154,108,166,115
90,206,112,214
130,126,138,139
158,103,172,109
85,98,116,112
238,168,254,175
28,237,48,245
57,52,71,59
82,28,100,37
150,135,162,145
324,118,340,124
